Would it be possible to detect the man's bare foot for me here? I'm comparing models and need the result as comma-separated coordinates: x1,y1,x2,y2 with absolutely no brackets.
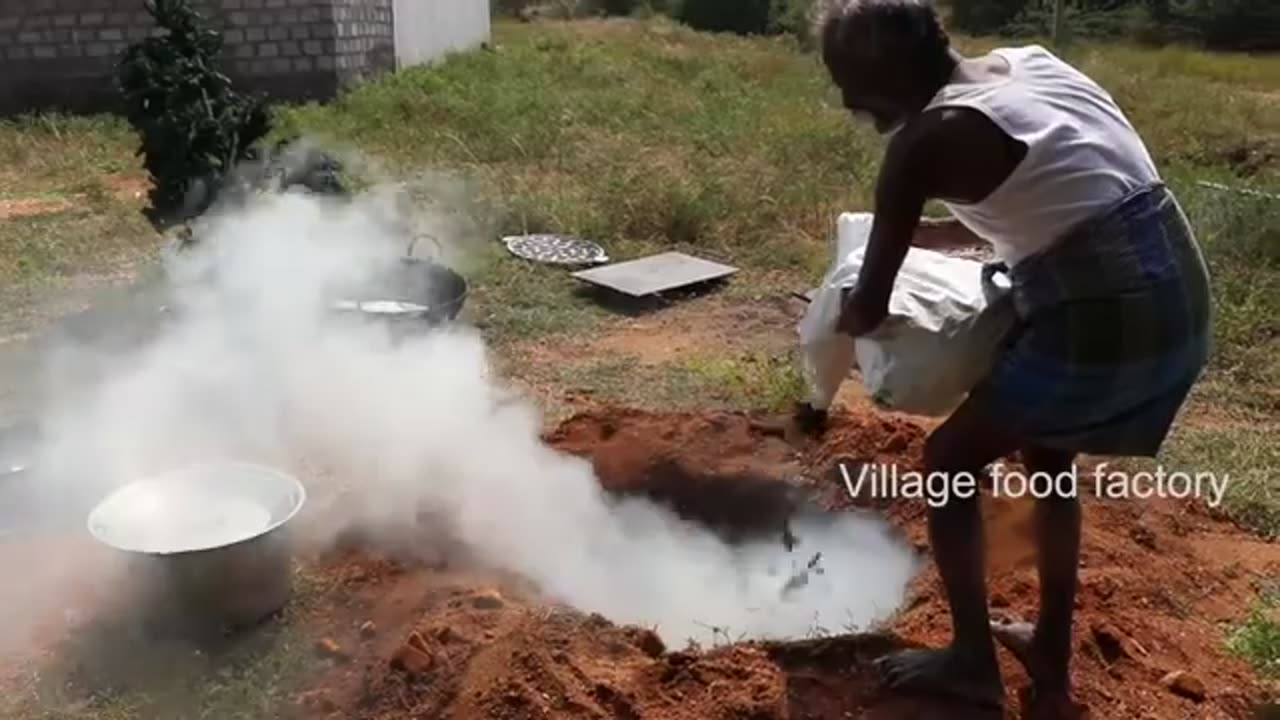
992,617,1089,720
876,646,1005,708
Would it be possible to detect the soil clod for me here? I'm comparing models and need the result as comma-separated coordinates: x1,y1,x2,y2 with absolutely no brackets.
315,637,350,663
390,643,434,675
1161,670,1208,702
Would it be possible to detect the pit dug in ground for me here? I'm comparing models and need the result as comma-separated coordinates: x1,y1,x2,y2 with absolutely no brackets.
301,407,1277,720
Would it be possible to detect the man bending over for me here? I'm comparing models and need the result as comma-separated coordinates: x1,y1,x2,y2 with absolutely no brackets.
808,0,1211,716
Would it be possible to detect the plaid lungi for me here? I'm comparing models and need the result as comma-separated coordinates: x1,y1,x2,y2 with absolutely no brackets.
971,183,1212,457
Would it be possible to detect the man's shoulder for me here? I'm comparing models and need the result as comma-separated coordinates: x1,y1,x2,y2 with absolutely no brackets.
884,107,1024,202
898,104,1010,155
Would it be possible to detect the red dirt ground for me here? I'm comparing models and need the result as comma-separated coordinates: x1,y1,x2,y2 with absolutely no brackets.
285,406,1278,720
0,406,1272,718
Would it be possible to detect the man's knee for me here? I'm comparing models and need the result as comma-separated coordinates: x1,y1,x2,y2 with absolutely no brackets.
923,432,984,511
924,423,998,476
1022,445,1074,473
924,396,1019,476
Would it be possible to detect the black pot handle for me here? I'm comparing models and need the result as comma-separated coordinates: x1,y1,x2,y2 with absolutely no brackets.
406,234,444,260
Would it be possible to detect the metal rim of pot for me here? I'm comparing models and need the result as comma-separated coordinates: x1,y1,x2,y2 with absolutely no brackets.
86,461,307,557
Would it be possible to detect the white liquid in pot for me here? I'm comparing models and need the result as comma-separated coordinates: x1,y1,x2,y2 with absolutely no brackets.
91,485,273,553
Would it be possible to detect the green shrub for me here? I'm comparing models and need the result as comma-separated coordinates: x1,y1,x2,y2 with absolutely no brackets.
492,0,654,19
1002,0,1280,50
671,0,815,41
675,0,775,35
492,0,642,20
1227,596,1280,676
116,0,272,227
951,0,1030,34
770,0,820,47
598,0,645,15
492,0,539,15
1193,0,1280,51
1006,2,1161,40
642,0,680,14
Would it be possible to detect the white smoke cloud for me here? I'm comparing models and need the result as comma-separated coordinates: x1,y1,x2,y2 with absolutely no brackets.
14,181,919,648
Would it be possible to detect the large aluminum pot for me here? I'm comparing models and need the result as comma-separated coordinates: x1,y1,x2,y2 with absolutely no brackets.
87,462,306,635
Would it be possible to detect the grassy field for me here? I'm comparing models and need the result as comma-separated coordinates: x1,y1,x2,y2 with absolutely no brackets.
1,16,1279,717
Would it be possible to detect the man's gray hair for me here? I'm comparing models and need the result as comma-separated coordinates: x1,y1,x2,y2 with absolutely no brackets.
812,0,948,66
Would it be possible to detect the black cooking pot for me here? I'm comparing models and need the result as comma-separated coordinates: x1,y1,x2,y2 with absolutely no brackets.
389,255,468,325
331,236,468,329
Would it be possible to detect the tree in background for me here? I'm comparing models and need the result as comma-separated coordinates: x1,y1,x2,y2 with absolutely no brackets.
951,0,1030,34
676,0,775,35
491,0,1279,49
1193,0,1280,51
117,0,273,228
958,0,1279,48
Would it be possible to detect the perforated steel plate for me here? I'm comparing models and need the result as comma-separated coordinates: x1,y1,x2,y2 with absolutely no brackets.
503,234,608,266
571,252,738,297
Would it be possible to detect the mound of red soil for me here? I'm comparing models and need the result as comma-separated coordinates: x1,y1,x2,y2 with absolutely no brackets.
307,572,976,720
294,407,1274,719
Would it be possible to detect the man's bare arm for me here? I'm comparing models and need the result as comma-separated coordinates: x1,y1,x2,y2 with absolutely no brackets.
848,126,929,321
852,106,1024,310
844,106,1003,324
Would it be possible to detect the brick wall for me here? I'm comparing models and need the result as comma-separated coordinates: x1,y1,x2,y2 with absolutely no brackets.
0,0,398,115
332,0,393,86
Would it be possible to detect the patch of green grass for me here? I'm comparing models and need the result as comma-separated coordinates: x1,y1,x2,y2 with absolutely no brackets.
1161,422,1280,538
546,349,806,411
1147,172,1280,538
680,350,808,411
1060,51,1280,176
0,115,155,287
0,115,140,191
0,199,155,283
1169,174,1280,383
464,246,611,344
1147,170,1280,537
1080,43,1280,92
1228,585,1280,678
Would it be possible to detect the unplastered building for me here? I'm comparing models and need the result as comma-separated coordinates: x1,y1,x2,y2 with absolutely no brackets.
0,0,490,114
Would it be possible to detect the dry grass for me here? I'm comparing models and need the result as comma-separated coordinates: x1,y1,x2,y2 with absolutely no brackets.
0,116,154,294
